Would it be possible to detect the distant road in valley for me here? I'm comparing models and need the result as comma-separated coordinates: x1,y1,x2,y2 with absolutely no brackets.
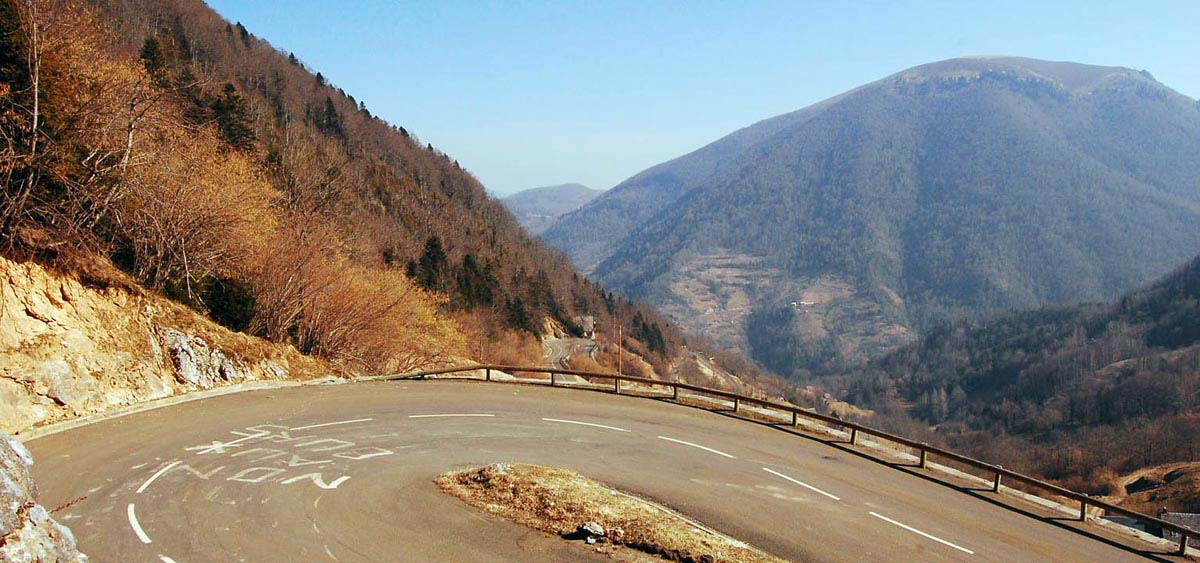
544,337,596,369
28,381,1187,562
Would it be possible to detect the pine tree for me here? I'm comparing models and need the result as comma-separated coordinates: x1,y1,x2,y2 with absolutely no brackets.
139,37,166,79
505,297,535,334
314,96,344,138
210,83,256,151
456,253,497,307
235,22,251,48
416,236,448,291
171,16,193,61
175,67,206,122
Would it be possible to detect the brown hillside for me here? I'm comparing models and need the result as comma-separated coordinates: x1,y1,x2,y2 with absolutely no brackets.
0,0,790,399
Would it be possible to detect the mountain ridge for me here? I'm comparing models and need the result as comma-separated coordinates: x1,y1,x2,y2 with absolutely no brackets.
501,183,601,235
546,56,1191,274
544,55,1200,378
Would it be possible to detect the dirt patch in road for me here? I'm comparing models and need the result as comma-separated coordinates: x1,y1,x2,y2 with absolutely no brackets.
436,464,788,563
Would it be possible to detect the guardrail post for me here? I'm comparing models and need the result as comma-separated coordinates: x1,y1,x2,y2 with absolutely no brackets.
992,472,1002,492
733,398,740,412
672,384,679,400
791,410,798,426
849,428,858,445
918,448,928,469
614,378,621,394
485,368,491,381
1078,500,1088,521
1180,534,1189,555
550,372,556,386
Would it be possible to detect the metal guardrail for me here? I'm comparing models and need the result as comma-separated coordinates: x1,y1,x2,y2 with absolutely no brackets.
391,364,1196,555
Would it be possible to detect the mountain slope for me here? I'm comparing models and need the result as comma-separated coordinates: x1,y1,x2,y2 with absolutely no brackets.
502,183,601,235
854,254,1200,508
541,101,835,274
0,0,781,394
545,56,1200,378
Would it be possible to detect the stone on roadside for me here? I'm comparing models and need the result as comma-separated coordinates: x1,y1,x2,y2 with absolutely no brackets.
580,521,605,537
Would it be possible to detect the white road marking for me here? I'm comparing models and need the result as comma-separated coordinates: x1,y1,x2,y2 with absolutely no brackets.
407,413,496,418
657,436,736,459
869,512,974,555
159,556,177,563
542,418,630,432
185,441,244,455
136,461,181,494
224,432,269,445
762,467,841,501
185,430,270,454
290,418,374,431
127,504,151,544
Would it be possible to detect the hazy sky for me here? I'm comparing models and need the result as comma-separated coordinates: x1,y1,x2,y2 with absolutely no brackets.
207,1,1200,196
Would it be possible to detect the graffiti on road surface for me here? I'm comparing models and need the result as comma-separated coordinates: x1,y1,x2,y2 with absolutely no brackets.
149,421,394,491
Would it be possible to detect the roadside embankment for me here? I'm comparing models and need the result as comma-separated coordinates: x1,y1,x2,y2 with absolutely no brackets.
0,256,330,435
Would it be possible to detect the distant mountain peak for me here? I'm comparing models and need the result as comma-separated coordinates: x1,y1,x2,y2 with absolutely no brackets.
543,55,1200,379
503,183,602,235
507,183,595,198
892,56,1155,94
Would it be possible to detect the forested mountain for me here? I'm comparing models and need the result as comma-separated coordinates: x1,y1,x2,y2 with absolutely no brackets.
847,255,1200,507
502,183,601,235
545,57,1200,379
0,0,779,392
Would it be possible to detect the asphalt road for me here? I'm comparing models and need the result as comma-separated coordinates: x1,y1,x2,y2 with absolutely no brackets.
27,380,1188,562
544,337,597,368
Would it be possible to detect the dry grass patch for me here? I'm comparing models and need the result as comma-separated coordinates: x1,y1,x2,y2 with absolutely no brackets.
436,464,788,563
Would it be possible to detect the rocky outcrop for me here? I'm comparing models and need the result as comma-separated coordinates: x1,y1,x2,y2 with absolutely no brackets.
159,328,247,388
0,256,327,434
0,433,86,562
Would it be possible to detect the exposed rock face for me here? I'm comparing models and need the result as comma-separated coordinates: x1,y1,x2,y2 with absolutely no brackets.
159,328,248,388
0,256,324,434
0,433,86,562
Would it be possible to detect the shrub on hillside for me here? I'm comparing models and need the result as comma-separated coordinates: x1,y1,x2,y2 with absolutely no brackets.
116,127,276,294
248,225,464,373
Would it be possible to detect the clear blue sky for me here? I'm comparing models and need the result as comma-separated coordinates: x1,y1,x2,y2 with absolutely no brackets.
207,1,1199,196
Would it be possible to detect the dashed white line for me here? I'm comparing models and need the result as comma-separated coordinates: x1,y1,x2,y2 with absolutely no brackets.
657,436,736,459
158,556,177,563
136,460,181,494
762,467,841,501
542,418,630,432
290,418,374,431
127,504,151,544
408,413,496,418
869,511,974,555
